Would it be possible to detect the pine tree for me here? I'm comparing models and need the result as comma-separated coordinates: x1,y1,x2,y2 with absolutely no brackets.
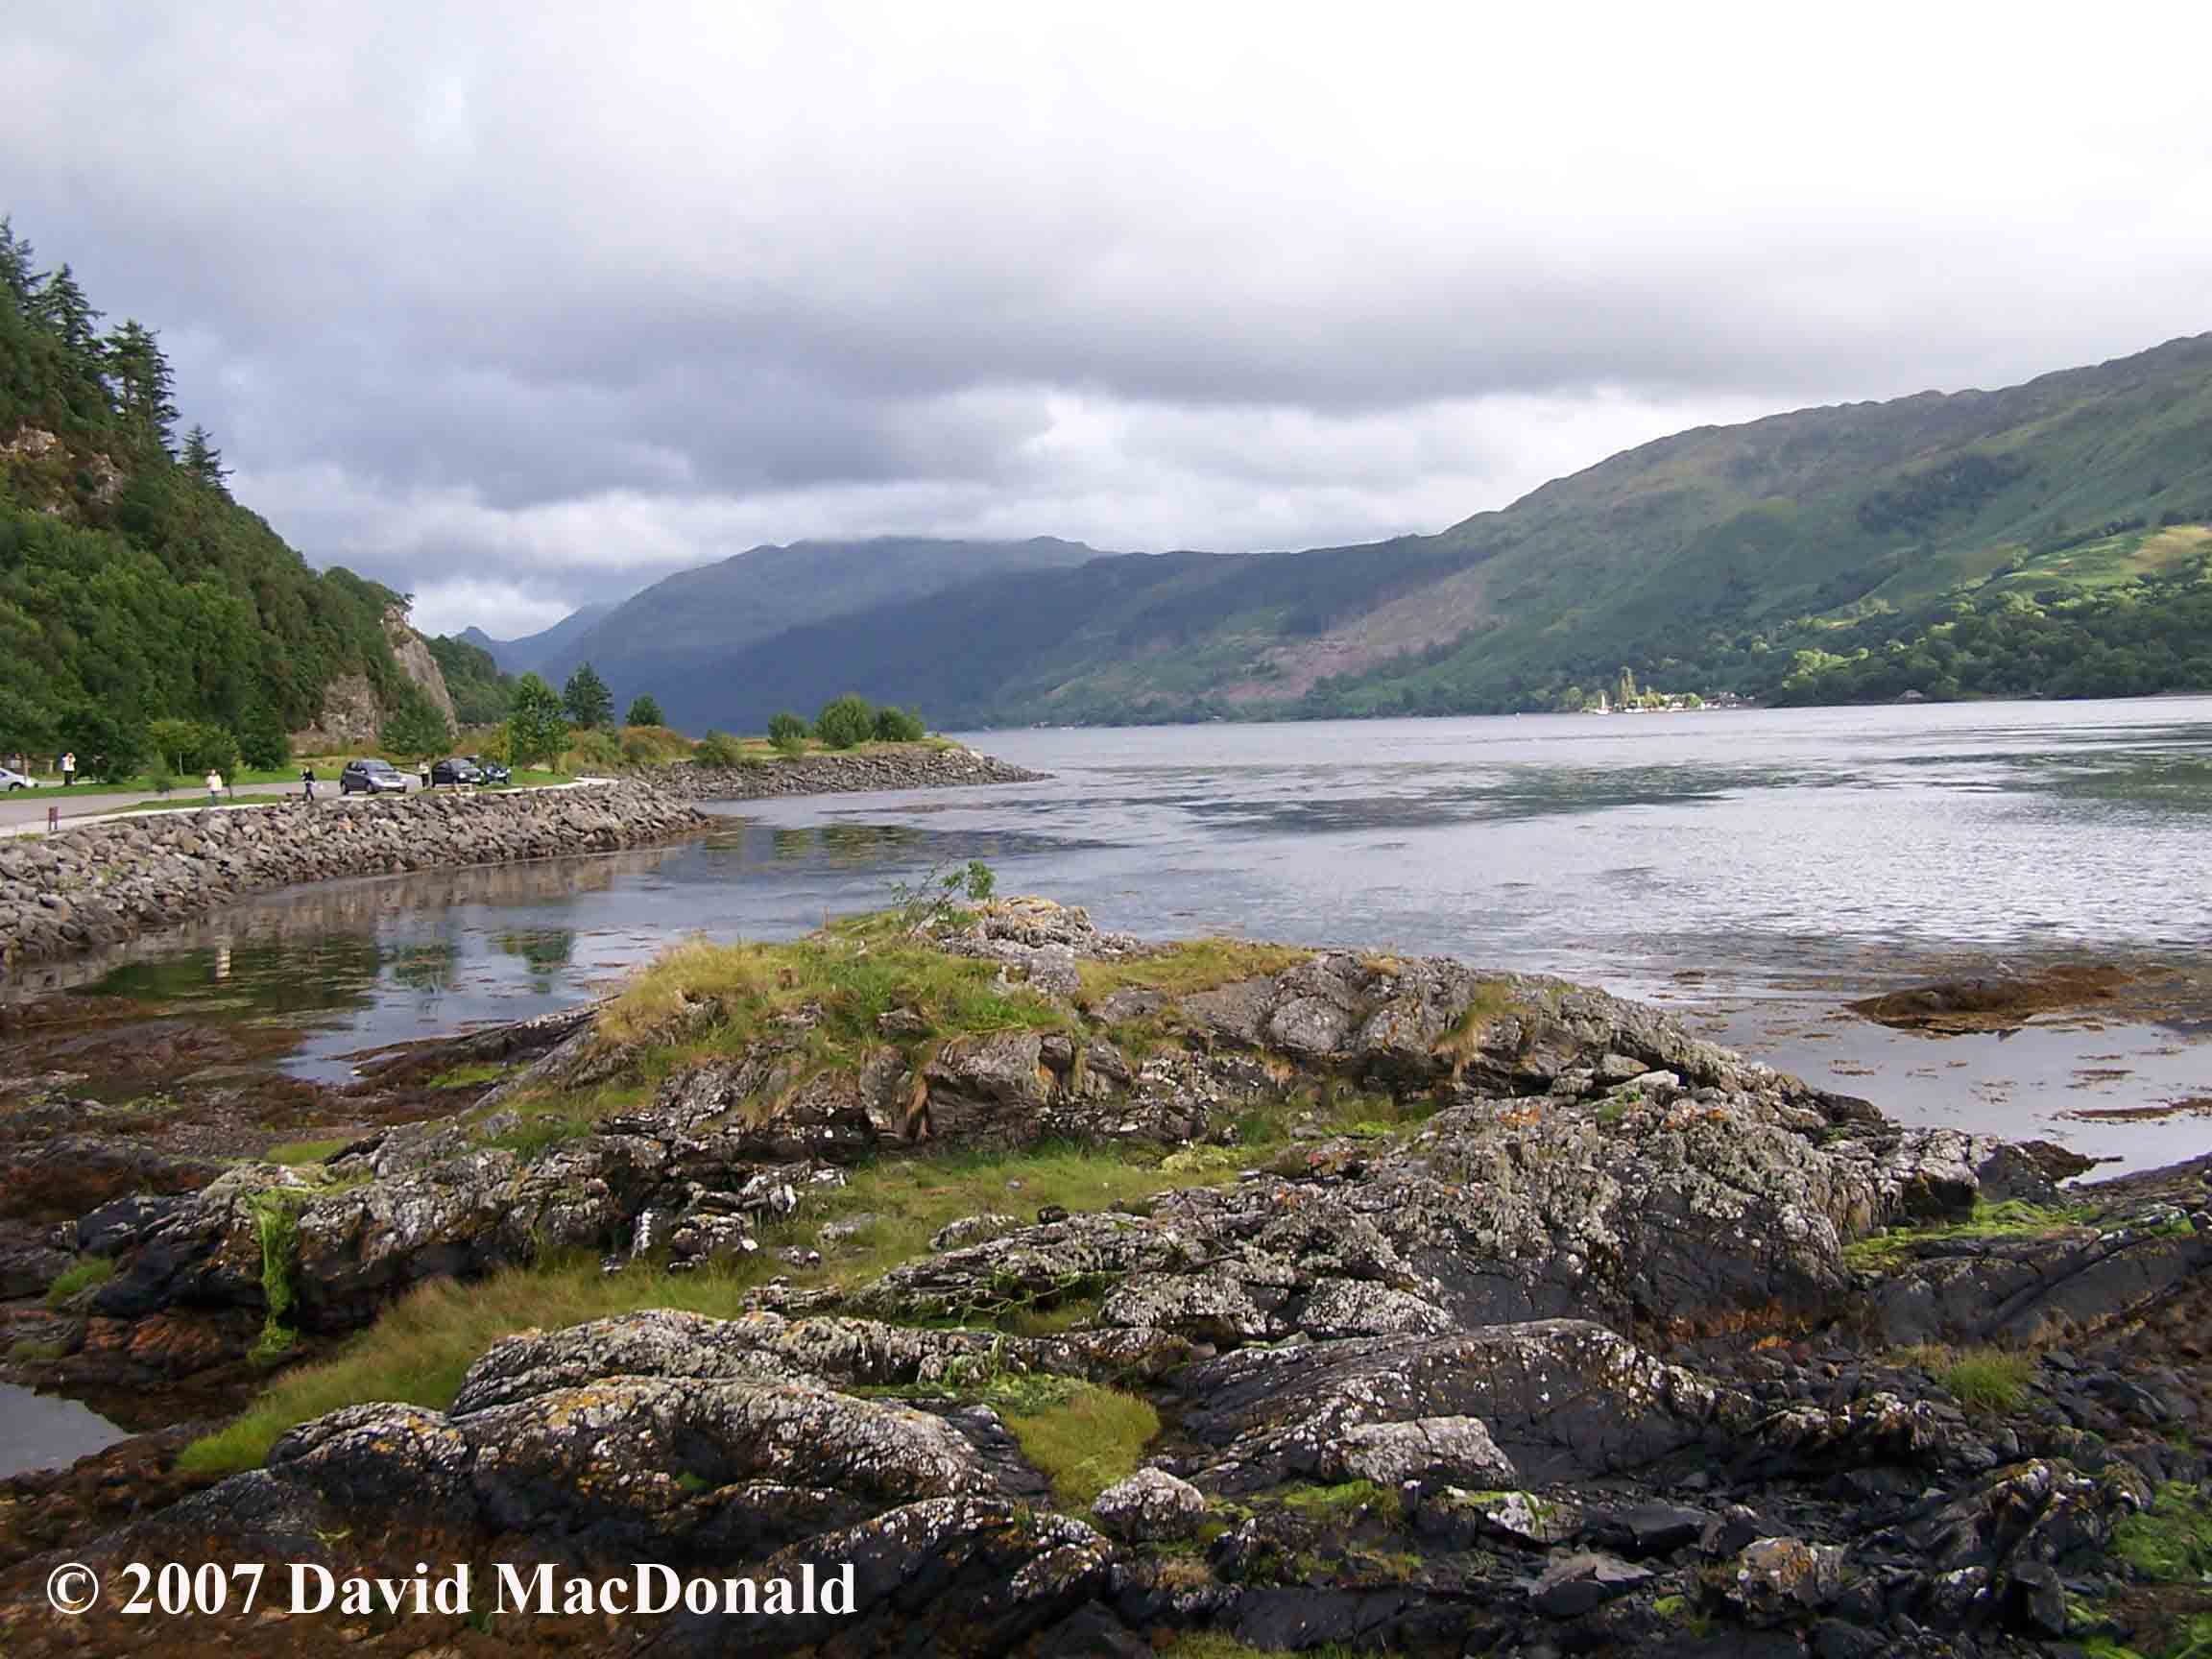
31,264,101,354
623,693,663,727
562,661,613,728
104,320,179,455
0,218,38,310
181,424,231,492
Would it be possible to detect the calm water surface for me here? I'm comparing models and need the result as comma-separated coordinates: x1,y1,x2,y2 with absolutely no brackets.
26,699,2212,1172
0,1383,124,1470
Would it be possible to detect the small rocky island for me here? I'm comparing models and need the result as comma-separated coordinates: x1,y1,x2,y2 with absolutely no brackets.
2,899,2207,1656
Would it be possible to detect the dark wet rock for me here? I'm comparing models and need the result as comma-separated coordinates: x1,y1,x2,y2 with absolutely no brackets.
1175,1319,1746,1493
1847,963,2132,1031
0,1134,225,1223
1866,1203,2212,1348
1531,1550,1653,1616
1585,1500,1711,1557
0,1232,68,1298
1425,1486,1584,1547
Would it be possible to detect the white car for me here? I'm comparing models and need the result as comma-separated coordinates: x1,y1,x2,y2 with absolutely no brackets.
0,767,36,791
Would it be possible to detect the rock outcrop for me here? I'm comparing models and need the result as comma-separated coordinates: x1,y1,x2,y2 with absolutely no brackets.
4,898,2208,1657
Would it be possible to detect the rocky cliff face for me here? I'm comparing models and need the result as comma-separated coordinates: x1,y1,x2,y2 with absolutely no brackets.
4,900,2205,1656
286,605,456,751
382,604,456,726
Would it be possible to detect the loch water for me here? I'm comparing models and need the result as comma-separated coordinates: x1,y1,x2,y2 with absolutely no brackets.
23,697,2212,1174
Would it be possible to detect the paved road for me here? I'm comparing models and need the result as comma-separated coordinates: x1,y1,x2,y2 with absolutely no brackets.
0,776,433,830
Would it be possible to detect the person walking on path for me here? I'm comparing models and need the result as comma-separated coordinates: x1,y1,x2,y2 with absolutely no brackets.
60,751,75,787
205,768,224,806
418,758,431,791
301,763,316,802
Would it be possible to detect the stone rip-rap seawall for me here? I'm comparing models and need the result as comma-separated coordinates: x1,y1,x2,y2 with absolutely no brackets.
0,781,707,973
657,743,1046,801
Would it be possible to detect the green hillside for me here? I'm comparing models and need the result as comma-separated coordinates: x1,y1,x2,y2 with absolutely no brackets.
613,331,2212,729
0,218,428,777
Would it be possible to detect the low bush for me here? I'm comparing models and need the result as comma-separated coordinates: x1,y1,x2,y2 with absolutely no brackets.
872,704,926,742
766,711,808,755
693,729,745,768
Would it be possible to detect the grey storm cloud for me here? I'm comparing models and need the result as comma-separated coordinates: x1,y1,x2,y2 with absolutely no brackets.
6,1,2211,635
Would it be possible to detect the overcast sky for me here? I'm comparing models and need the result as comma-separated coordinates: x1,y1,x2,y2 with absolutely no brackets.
8,3,2210,637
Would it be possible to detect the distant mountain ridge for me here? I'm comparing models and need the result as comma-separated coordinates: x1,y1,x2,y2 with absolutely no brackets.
463,604,613,677
469,332,2212,727
522,536,1105,728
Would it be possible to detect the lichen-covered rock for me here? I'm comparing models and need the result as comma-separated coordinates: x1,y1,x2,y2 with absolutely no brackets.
1336,1415,1517,1487
1093,1467,1208,1542
1726,1536,1848,1624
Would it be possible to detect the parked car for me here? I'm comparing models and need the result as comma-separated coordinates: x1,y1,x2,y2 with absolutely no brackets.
0,766,35,791
429,757,483,786
339,757,408,795
460,755,512,785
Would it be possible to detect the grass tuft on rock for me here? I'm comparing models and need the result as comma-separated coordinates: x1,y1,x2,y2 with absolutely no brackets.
1937,1347,2035,1413
265,1137,353,1166
597,928,1069,1059
1271,1479,1394,1518
177,1256,785,1478
43,1255,113,1308
1842,1198,2101,1271
1431,977,1526,1077
1001,1382,1160,1509
1073,938,1313,1004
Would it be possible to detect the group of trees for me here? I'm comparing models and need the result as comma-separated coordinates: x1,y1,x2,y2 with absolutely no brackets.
689,696,929,769
0,217,422,778
782,694,926,753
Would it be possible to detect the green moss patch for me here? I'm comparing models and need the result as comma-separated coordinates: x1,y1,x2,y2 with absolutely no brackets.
2113,1483,2212,1583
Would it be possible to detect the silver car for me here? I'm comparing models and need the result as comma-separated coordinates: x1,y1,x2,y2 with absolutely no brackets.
0,766,36,791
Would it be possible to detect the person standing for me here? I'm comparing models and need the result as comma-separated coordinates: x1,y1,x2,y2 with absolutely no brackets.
60,751,75,787
418,757,431,790
205,767,224,806
301,763,316,802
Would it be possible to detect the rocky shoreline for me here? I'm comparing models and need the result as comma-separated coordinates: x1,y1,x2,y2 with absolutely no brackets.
0,781,708,976
2,900,2207,1656
656,743,1048,800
